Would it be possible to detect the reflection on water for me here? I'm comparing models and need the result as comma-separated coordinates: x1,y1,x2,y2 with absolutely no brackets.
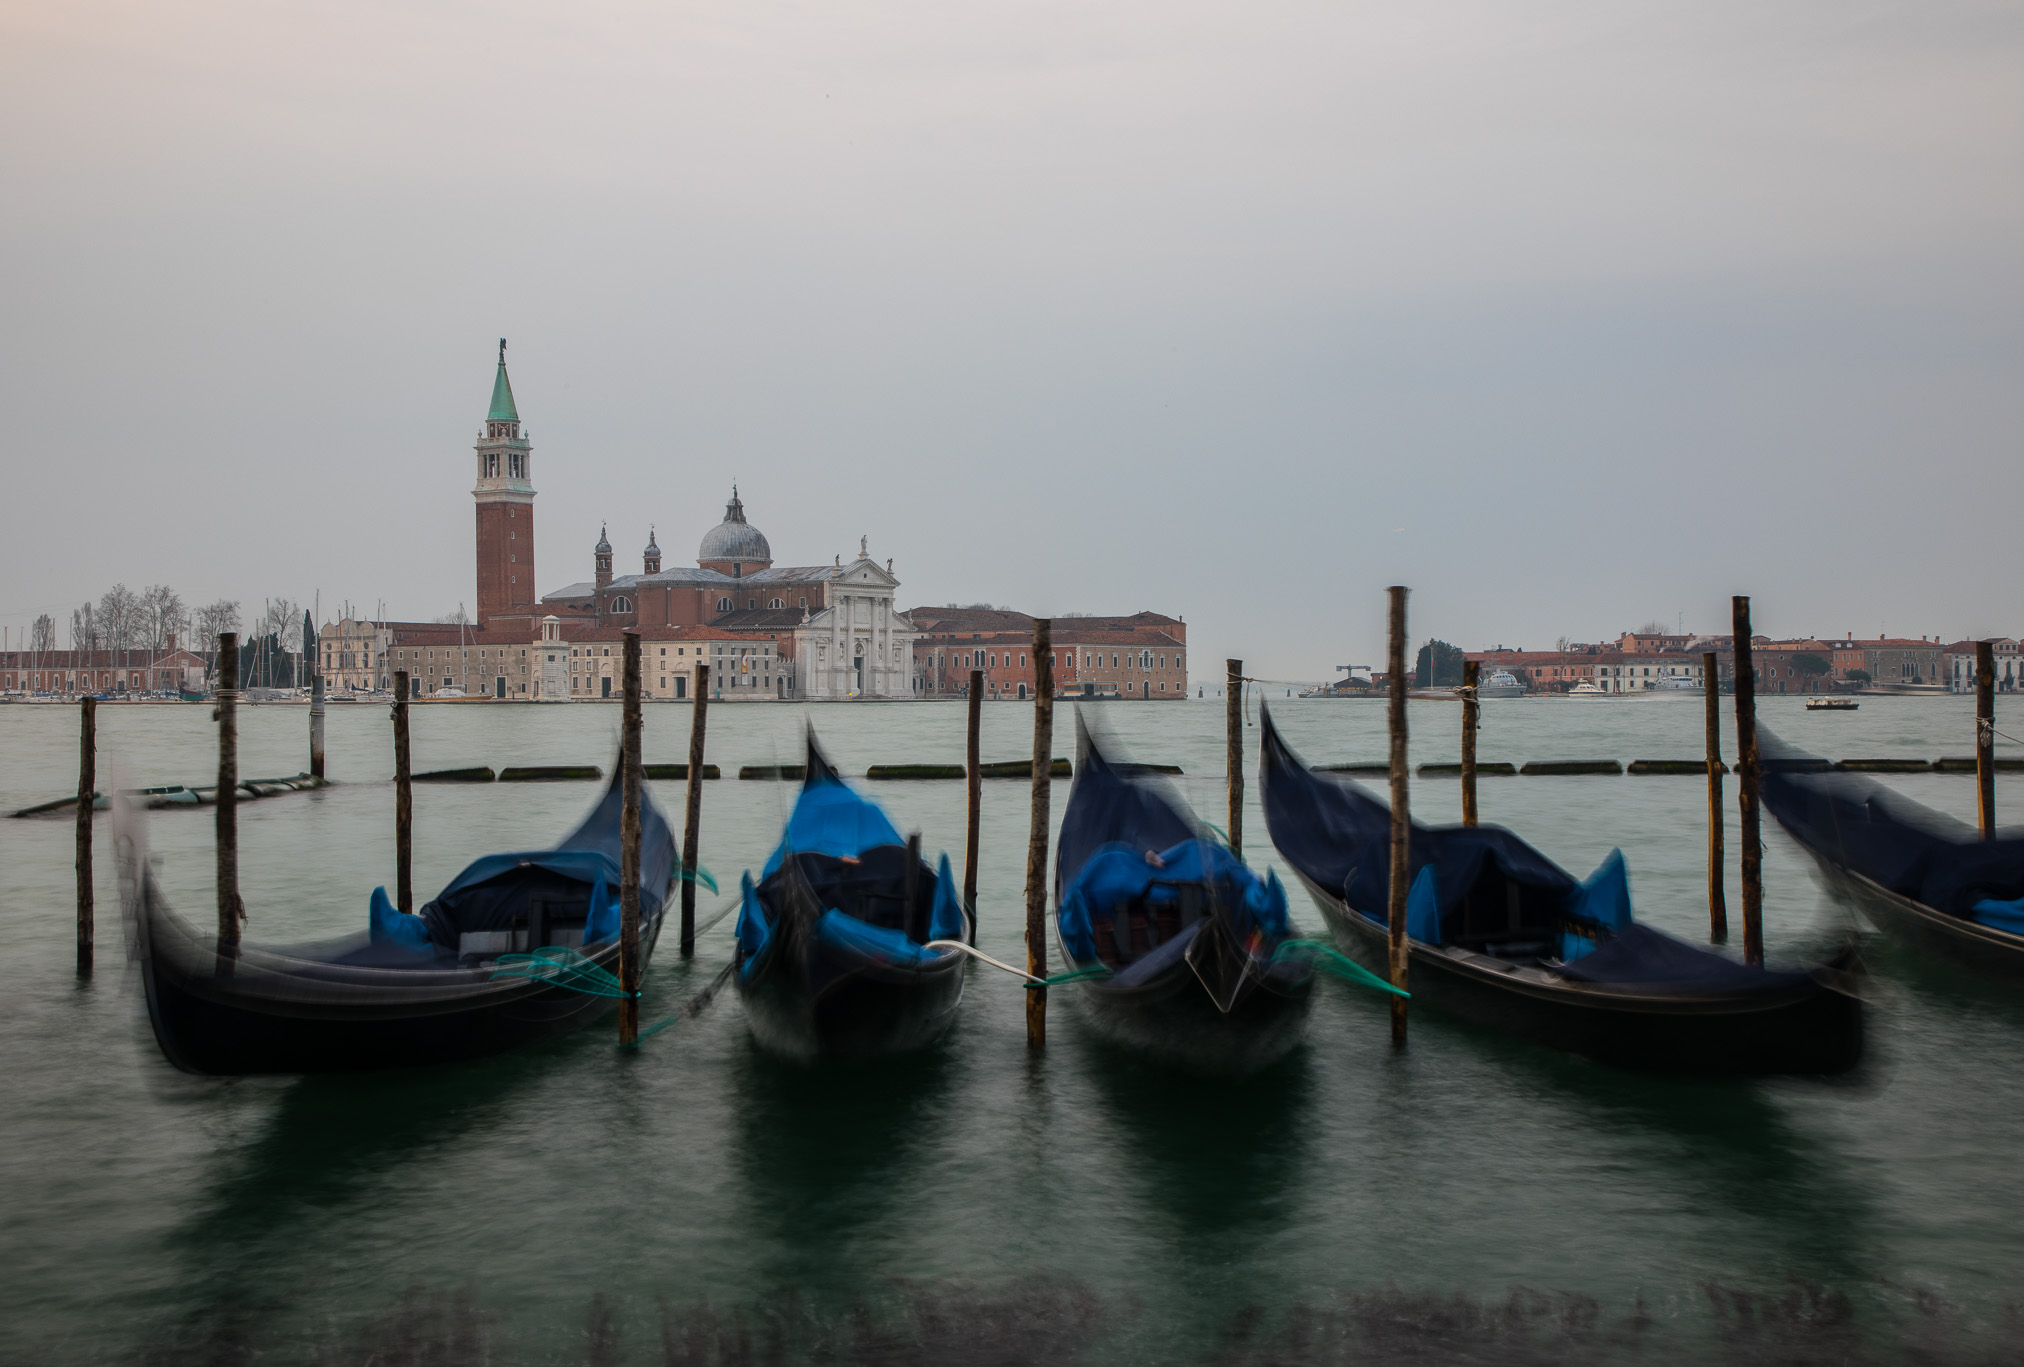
730,1034,959,1272
1070,1022,1314,1240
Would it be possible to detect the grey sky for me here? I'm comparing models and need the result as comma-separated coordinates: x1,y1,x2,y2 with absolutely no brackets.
3,1,2019,675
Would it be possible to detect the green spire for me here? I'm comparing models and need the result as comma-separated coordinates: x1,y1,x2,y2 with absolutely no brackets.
488,338,518,421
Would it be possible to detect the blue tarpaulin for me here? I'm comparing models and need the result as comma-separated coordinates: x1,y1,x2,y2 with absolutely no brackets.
1057,838,1292,966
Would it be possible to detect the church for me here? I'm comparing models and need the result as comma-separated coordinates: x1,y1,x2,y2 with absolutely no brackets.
323,343,919,701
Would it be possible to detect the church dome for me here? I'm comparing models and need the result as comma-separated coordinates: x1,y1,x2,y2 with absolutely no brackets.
595,524,612,555
699,488,771,564
643,527,659,557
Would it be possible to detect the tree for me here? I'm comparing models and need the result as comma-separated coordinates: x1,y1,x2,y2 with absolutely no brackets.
138,585,187,652
29,614,56,653
1414,639,1465,688
192,600,241,673
94,584,141,652
1845,668,1872,685
1793,652,1831,678
69,602,97,651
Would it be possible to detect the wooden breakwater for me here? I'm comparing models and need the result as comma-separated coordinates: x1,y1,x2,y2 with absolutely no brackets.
13,774,326,818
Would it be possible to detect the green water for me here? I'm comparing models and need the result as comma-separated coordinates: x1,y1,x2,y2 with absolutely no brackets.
4,693,2023,1364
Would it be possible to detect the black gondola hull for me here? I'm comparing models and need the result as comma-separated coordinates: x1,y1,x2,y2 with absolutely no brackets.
1071,960,1313,1077
735,949,965,1059
1804,854,2024,982
134,892,662,1074
1302,874,1862,1075
140,928,655,1075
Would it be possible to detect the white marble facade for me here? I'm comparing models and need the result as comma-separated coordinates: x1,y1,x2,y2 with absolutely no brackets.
791,555,918,699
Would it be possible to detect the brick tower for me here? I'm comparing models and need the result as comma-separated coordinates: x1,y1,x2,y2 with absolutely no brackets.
473,339,536,629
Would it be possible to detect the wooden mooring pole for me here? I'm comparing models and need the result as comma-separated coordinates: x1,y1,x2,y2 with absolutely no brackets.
1704,650,1728,943
392,670,413,914
680,663,710,956
1024,619,1054,1050
1978,640,1996,839
619,632,643,1046
1459,659,1480,828
215,633,244,974
1226,659,1244,857
964,668,983,945
1386,587,1410,1045
1731,597,1763,967
309,670,326,780
76,695,95,977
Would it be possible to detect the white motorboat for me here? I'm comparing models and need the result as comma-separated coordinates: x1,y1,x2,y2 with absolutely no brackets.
1568,681,1605,697
1478,669,1526,699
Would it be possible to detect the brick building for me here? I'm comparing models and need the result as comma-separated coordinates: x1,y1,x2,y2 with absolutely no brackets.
908,608,1189,700
1,646,207,697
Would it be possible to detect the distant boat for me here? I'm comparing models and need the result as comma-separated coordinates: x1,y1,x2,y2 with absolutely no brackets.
1806,697,1859,711
433,686,469,699
1478,670,1526,699
1650,675,1703,694
1568,682,1605,697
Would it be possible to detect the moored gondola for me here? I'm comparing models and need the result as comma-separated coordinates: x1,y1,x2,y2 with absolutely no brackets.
1762,730,2024,981
1258,706,1862,1074
1052,717,1318,1077
118,759,677,1075
732,732,970,1058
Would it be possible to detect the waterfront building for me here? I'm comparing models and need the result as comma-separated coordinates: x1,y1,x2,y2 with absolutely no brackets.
1862,637,1946,687
1944,639,2020,693
908,608,1189,700
0,646,207,697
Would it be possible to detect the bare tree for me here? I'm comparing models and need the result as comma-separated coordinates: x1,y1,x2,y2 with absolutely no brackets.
434,605,470,626
30,613,57,653
263,598,301,652
139,585,187,652
1556,635,1570,653
1634,619,1667,637
192,600,241,673
96,584,141,652
69,602,98,651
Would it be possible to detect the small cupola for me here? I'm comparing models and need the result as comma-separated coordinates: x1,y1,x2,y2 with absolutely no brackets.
594,523,614,588
643,527,661,575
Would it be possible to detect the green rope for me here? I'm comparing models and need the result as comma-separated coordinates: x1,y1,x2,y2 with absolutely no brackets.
489,945,635,998
1273,938,1410,997
1026,964,1114,989
679,865,719,895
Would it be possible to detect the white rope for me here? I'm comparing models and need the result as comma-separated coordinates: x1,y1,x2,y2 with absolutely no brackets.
924,939,1044,982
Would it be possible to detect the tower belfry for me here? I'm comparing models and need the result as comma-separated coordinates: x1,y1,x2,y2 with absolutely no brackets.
473,339,537,629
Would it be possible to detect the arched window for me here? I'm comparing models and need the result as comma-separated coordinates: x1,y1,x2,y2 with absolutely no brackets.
608,596,633,614
717,597,732,612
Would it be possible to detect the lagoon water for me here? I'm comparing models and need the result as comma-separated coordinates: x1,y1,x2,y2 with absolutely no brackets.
4,692,2024,1363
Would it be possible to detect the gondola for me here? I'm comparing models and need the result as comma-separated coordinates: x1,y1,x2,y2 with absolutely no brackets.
1052,717,1317,1076
118,759,677,1075
1761,731,2024,980
732,733,970,1058
1257,706,1862,1074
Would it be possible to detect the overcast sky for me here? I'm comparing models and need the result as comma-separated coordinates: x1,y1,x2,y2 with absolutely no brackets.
3,0,2019,675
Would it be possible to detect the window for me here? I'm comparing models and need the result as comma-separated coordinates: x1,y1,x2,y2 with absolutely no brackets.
609,596,633,613
717,597,732,612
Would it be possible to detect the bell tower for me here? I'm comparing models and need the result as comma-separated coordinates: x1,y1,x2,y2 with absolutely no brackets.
473,339,536,629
